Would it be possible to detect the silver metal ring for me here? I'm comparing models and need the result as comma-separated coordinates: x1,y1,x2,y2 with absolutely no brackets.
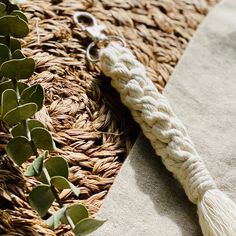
86,36,126,62
73,12,97,30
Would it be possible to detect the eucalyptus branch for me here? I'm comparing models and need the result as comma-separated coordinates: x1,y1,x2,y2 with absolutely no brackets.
20,93,74,229
0,0,105,235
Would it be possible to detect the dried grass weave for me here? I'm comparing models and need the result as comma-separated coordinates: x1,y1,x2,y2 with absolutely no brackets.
0,0,218,235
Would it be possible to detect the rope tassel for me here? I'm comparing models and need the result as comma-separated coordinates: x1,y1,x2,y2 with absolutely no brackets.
100,43,236,236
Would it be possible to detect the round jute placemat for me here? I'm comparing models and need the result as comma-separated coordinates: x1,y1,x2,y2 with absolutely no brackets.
0,0,218,235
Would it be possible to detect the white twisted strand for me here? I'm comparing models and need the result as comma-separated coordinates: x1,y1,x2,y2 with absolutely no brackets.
100,43,216,204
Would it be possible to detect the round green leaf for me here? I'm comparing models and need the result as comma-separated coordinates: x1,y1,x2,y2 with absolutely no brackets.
73,218,106,236
46,206,66,229
20,84,44,111
0,58,35,80
0,3,5,17
0,36,21,53
0,81,28,103
61,204,88,225
50,176,80,196
31,127,55,150
10,10,28,23
29,184,55,217
6,136,33,165
24,152,46,177
0,81,14,103
0,15,28,38
0,81,13,98
11,119,44,137
28,119,44,130
11,122,27,137
0,80,12,89
37,156,69,184
9,38,21,52
12,49,25,59
0,0,19,13
50,176,70,190
3,103,37,126
1,89,17,117
0,43,9,65
0,80,28,91
0,3,6,15
17,82,29,94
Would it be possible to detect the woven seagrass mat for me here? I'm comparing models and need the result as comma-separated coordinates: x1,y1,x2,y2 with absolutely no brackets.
0,0,218,235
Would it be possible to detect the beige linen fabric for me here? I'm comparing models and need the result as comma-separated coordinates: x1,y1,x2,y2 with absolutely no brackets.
93,0,236,235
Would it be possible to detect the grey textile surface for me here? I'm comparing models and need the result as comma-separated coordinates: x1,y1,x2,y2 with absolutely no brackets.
93,0,236,235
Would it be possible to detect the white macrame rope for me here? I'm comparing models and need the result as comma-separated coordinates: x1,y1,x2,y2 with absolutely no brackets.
99,43,236,236
100,43,216,204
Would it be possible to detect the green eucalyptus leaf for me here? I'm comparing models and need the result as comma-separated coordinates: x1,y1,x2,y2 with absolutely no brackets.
11,119,44,137
1,89,17,117
10,10,28,23
28,119,44,129
0,2,4,9
6,136,33,165
46,206,66,229
0,15,28,38
10,38,21,52
0,80,13,92
17,82,29,94
0,81,13,103
61,204,88,225
0,58,35,80
73,218,106,236
0,0,19,13
20,84,44,110
0,36,21,53
50,176,70,190
0,43,9,65
37,156,69,184
12,49,25,59
31,127,55,150
0,81,28,101
24,152,46,177
11,123,27,137
29,184,55,217
50,176,80,196
0,3,6,17
3,103,37,126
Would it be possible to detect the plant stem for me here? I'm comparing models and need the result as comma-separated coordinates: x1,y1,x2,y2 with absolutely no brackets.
42,166,64,207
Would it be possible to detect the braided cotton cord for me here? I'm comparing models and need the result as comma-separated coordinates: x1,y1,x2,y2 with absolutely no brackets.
100,43,215,203
99,43,236,236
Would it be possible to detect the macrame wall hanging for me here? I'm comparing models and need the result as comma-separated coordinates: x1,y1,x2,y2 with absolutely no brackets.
73,12,236,236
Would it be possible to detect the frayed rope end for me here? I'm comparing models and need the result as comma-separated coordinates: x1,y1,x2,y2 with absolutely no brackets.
198,189,236,236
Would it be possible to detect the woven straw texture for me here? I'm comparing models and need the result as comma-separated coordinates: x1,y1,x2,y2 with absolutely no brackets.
0,0,217,235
